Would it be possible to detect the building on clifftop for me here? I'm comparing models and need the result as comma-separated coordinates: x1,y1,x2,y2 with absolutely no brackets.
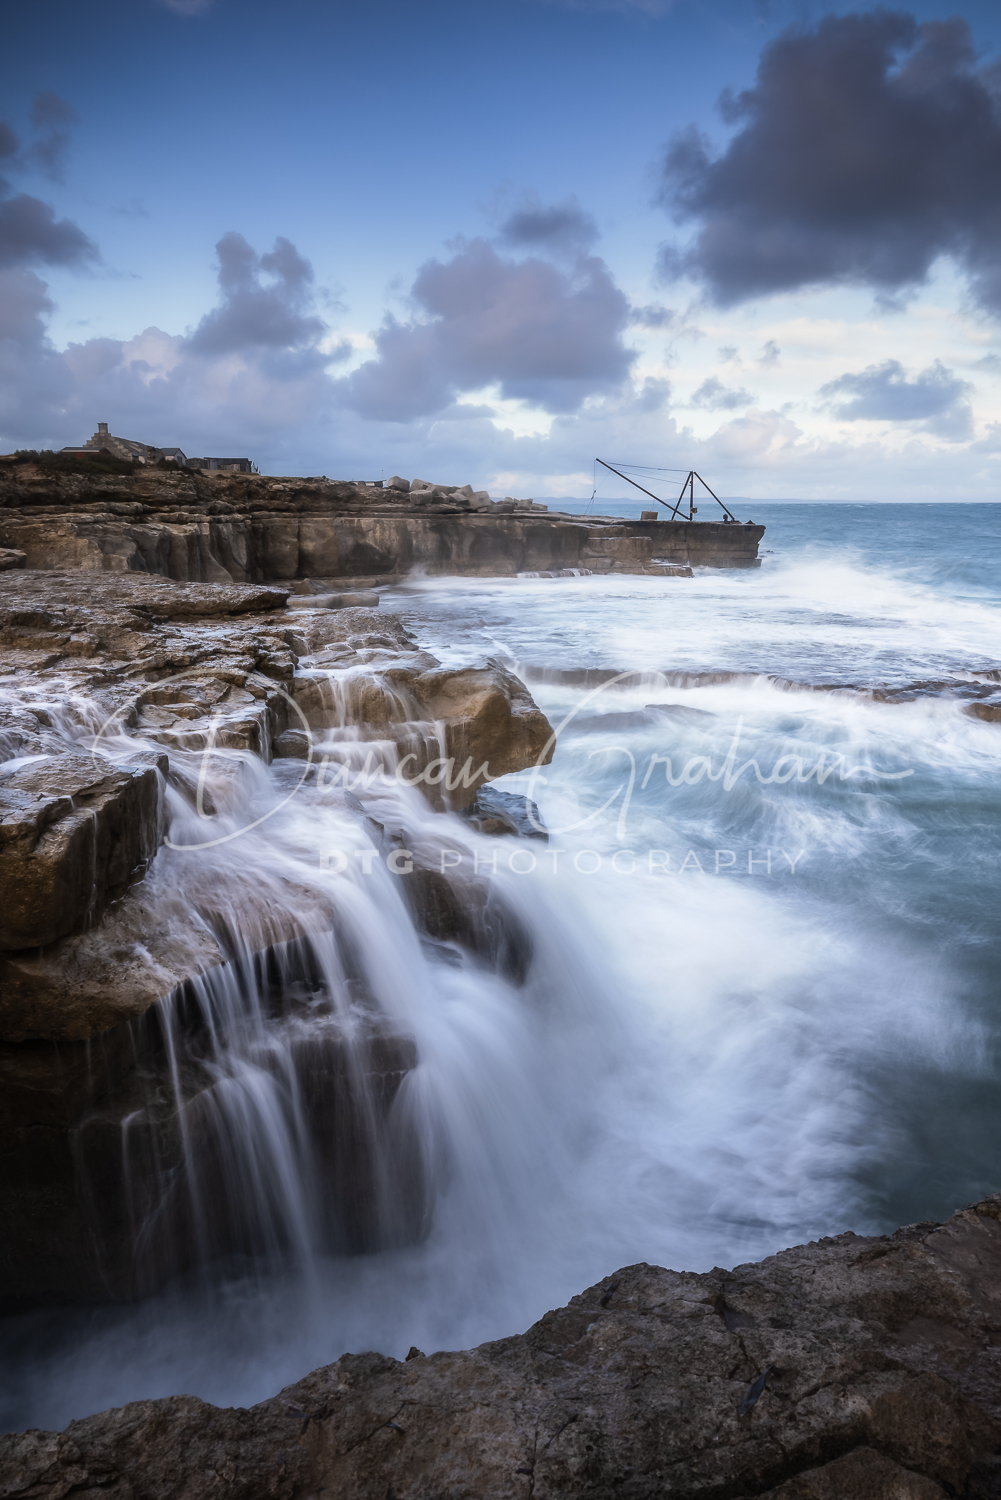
60,423,255,473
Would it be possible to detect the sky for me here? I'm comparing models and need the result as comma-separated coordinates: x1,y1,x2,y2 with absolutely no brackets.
3,0,1001,498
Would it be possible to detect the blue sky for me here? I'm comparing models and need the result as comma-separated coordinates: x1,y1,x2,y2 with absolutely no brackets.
3,0,1001,496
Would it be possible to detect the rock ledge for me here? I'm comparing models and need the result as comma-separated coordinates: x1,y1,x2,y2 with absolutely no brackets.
6,1193,1001,1497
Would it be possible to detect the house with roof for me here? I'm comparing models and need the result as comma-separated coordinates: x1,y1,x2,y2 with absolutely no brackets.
60,424,255,474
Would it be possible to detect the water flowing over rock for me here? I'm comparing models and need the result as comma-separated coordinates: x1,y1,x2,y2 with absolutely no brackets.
6,1193,1001,1496
0,569,556,1305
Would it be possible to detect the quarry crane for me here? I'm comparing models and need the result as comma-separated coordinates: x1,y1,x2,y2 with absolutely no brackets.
594,459,741,522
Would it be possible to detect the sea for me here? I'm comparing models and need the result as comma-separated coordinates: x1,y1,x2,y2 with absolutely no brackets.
3,501,1001,1433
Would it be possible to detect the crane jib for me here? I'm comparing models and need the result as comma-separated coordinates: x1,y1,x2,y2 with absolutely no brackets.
594,460,739,523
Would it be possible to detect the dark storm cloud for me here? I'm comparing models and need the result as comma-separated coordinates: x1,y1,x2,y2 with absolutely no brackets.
186,233,328,354
659,12,1001,311
0,193,97,270
341,237,633,421
691,375,752,410
499,197,598,257
820,359,972,422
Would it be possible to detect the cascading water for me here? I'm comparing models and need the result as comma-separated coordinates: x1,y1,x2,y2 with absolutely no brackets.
5,502,1001,1436
55,701,585,1306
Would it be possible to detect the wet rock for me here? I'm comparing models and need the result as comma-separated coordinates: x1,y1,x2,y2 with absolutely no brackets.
460,785,548,840
287,590,380,609
413,662,553,795
0,568,557,1306
0,753,165,950
289,659,554,809
8,1194,1001,1495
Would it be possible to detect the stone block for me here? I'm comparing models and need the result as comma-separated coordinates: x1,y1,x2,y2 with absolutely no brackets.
0,753,165,951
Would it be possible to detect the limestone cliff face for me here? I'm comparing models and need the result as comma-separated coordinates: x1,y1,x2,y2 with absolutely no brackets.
6,1194,1001,1496
0,462,764,580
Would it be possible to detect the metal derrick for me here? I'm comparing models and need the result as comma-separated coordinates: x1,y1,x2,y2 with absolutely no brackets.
594,459,740,523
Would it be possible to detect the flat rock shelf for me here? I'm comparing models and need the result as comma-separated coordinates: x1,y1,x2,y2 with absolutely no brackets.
0,461,764,582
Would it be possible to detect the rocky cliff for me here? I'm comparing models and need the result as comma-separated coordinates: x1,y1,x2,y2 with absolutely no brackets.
6,1192,1001,1497
0,460,764,582
0,569,554,1304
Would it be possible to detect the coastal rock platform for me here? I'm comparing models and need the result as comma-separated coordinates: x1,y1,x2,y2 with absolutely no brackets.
5,1193,1001,1496
0,568,554,1304
0,461,764,581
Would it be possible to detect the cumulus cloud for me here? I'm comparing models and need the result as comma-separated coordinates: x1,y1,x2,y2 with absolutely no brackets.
0,268,53,345
660,13,1001,312
186,233,328,354
0,225,348,460
820,358,973,439
0,95,96,271
691,376,753,411
0,193,96,271
499,196,598,258
340,236,634,422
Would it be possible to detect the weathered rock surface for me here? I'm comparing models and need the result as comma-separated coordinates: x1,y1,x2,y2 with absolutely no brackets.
7,1193,1001,1495
0,753,165,950
288,656,553,808
0,568,556,1303
462,784,548,840
0,572,553,1040
0,459,764,580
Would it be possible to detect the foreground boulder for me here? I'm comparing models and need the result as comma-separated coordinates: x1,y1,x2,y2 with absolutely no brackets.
6,1194,1001,1496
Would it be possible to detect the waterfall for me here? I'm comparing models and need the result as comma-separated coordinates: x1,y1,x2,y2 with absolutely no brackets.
51,704,602,1300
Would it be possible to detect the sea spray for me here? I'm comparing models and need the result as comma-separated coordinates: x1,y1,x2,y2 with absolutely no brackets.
4,515,1001,1430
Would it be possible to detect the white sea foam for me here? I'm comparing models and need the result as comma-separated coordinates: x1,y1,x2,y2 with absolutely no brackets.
3,533,1001,1432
